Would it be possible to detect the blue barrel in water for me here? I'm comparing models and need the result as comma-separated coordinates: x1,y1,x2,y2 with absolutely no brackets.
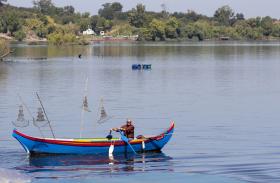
142,64,152,70
132,64,142,70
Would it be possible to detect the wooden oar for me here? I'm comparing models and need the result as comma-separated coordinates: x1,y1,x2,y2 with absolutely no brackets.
119,131,137,154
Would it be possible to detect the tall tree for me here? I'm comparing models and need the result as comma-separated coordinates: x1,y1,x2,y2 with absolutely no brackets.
128,4,147,28
111,2,122,12
261,16,273,36
149,19,166,41
33,0,54,15
63,5,75,15
4,11,22,35
165,17,180,38
98,2,123,20
214,5,235,26
236,13,245,21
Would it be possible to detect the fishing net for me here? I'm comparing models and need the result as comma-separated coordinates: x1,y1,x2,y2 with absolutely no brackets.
82,96,91,112
33,107,48,127
97,99,112,124
12,105,29,127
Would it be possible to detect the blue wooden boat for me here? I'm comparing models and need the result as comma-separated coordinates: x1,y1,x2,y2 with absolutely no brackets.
12,122,174,155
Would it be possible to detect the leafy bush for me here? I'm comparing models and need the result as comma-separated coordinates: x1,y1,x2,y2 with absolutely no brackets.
14,30,26,41
47,32,76,45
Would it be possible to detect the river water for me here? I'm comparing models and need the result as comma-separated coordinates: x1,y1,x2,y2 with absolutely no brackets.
1,41,280,183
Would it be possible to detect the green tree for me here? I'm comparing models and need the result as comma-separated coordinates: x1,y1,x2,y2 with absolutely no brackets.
236,13,245,20
47,26,77,45
82,12,90,18
25,18,43,30
182,23,195,39
98,2,123,20
214,5,235,26
261,16,273,36
111,2,122,12
90,16,112,33
234,21,249,38
90,15,99,31
149,19,166,41
193,21,213,40
108,23,134,36
272,24,280,37
0,19,5,32
165,17,180,38
128,4,147,28
33,0,55,15
79,18,91,32
63,5,75,15
14,30,26,41
234,20,261,40
138,28,153,41
246,17,261,28
185,10,203,22
5,11,22,35
36,26,48,38
182,21,211,41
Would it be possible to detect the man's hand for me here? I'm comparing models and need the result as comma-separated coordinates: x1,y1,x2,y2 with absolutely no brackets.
112,128,125,132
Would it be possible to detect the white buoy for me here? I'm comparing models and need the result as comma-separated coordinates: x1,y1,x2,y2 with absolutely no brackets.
142,141,145,150
109,144,114,156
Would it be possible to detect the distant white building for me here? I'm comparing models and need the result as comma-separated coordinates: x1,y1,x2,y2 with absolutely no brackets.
100,31,105,36
83,28,95,35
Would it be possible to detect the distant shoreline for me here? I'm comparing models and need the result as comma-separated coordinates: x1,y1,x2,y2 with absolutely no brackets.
8,38,280,45
2,2,280,45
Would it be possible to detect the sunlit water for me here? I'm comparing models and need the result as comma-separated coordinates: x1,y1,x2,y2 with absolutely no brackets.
1,41,280,182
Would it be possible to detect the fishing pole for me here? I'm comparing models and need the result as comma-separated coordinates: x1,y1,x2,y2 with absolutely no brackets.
36,92,55,139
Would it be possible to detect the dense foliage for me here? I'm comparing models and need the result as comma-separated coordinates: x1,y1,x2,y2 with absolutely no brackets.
1,0,280,43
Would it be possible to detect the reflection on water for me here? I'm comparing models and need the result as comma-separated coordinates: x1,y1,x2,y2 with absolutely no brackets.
16,152,172,179
9,41,280,60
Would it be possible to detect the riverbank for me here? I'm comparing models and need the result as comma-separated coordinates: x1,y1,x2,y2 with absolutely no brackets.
3,32,280,46
2,3,280,44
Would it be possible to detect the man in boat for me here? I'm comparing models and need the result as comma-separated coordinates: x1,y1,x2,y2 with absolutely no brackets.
113,119,135,139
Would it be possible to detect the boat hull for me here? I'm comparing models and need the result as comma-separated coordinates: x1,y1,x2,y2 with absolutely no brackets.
13,122,174,155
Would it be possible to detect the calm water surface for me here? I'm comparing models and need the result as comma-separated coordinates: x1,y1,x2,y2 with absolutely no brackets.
1,41,280,182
